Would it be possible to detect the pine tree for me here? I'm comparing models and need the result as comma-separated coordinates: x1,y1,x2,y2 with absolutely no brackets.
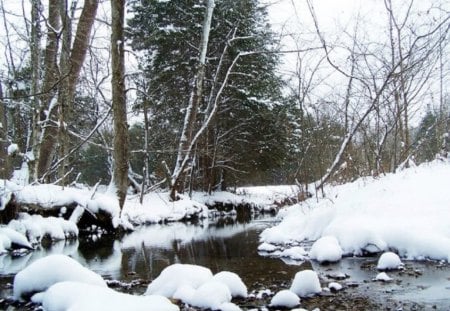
128,0,287,191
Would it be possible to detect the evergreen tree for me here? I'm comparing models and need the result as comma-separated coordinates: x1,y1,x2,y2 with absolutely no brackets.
128,0,287,190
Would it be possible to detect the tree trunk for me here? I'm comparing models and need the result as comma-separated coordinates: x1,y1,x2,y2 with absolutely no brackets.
111,0,129,209
171,0,215,200
35,0,99,182
0,83,12,180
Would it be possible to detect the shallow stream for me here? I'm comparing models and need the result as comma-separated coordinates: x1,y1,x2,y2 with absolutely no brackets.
1,216,449,310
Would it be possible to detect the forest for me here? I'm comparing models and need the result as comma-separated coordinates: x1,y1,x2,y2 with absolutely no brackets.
0,0,448,210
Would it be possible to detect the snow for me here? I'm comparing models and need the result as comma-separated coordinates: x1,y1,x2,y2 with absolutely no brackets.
377,252,403,270
7,143,19,155
145,263,213,297
328,282,343,291
258,242,278,252
279,246,307,260
309,236,343,263
0,227,32,250
260,160,450,262
270,289,300,308
289,270,322,297
123,193,207,224
145,263,248,310
188,281,232,310
8,213,78,243
32,281,179,311
375,272,393,282
13,254,107,301
212,271,248,298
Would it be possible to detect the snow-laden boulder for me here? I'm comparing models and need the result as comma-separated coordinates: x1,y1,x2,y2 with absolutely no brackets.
32,281,179,311
328,282,343,291
310,236,343,263
280,246,307,260
270,289,300,308
375,272,393,282
377,252,403,270
187,281,232,310
212,271,247,298
0,227,33,250
13,254,106,301
290,270,322,297
145,263,213,297
258,242,278,252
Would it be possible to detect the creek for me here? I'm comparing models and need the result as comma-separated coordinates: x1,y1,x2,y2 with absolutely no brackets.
1,215,449,310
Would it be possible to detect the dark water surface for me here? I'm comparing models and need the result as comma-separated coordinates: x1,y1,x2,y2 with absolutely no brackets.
1,216,450,310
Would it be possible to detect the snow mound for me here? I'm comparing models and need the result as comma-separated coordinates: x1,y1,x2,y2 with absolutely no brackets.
375,272,393,282
145,263,213,297
145,263,249,309
260,160,450,261
0,227,32,250
328,282,343,291
33,281,179,311
8,214,78,243
280,246,307,260
212,271,248,298
187,281,232,310
258,242,278,252
310,236,343,263
270,289,300,308
377,252,403,270
289,270,322,297
13,254,106,301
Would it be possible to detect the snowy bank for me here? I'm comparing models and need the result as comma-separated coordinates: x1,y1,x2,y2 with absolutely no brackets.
260,160,450,262
192,185,306,214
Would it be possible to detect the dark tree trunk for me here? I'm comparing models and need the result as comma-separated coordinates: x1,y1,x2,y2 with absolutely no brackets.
111,0,129,209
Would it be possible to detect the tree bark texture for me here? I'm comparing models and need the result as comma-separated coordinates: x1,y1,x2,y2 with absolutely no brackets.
171,0,215,200
35,0,99,182
111,0,129,209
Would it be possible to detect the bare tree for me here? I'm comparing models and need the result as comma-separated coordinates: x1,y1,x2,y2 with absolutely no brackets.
35,0,99,183
170,0,215,200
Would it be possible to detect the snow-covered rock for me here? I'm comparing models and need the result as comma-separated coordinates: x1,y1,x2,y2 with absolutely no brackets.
187,281,232,310
270,289,300,308
328,282,343,291
377,252,403,270
258,242,278,252
290,270,322,297
145,263,213,297
32,281,179,311
310,236,343,263
212,271,248,298
375,272,393,282
280,246,307,260
13,254,107,301
0,227,32,250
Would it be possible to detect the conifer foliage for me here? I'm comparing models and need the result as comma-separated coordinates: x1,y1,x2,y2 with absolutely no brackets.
128,0,287,193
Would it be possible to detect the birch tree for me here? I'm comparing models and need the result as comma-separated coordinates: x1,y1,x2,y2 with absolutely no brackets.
170,0,215,200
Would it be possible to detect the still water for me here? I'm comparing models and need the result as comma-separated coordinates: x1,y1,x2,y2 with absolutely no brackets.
1,216,450,309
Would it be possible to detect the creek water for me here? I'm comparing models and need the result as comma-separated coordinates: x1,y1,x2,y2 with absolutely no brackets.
1,215,450,310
